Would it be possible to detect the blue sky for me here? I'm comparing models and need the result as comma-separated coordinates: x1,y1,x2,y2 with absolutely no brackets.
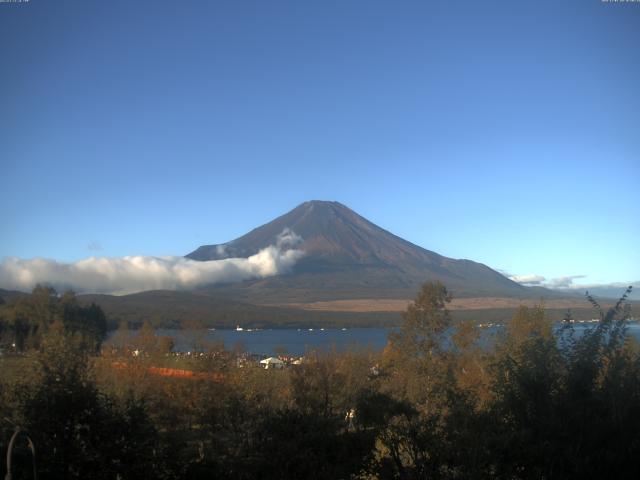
1,0,638,292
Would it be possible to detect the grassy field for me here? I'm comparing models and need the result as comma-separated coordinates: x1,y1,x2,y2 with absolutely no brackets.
275,297,612,312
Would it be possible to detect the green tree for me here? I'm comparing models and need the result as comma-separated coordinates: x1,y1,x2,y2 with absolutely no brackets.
2,285,59,350
1,287,108,352
60,291,108,352
390,281,452,359
13,322,169,479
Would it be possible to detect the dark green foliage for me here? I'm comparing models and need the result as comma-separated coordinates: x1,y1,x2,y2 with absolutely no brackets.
6,326,168,480
60,292,108,352
193,390,377,480
0,285,58,350
485,287,640,479
255,409,373,480
0,286,107,352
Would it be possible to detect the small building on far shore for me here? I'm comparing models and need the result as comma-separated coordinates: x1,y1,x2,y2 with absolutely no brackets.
260,357,285,369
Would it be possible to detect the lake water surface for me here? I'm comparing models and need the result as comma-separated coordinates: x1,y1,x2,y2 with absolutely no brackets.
107,322,640,357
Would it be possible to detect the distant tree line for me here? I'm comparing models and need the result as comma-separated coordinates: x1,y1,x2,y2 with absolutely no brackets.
1,283,638,479
0,285,107,352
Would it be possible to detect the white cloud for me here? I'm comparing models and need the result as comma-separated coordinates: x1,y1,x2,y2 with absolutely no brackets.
508,274,546,285
276,228,302,248
508,273,637,298
0,230,304,295
552,280,639,293
552,280,639,300
509,273,588,288
546,275,587,289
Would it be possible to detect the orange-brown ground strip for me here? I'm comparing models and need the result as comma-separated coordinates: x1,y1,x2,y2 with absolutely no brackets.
272,297,598,313
112,362,224,381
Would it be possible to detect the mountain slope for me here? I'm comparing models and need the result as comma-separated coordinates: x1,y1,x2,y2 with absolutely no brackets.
187,200,533,302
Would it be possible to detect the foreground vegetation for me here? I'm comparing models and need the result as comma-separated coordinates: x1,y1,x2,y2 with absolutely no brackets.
1,283,638,479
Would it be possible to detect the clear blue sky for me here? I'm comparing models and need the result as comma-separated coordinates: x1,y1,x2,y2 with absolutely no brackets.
1,0,638,288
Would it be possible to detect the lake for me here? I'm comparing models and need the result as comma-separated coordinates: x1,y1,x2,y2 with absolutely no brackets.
107,322,640,357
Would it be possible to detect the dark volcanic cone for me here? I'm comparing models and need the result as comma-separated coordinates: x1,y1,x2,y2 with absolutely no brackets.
186,201,528,302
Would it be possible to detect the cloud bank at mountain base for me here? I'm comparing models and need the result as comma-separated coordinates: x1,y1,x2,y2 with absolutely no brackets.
0,231,304,296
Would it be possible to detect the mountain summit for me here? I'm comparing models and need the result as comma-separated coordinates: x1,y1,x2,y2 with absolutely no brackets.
186,201,529,302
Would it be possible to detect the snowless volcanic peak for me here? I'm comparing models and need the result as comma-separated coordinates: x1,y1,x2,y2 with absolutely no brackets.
189,200,429,264
186,200,528,300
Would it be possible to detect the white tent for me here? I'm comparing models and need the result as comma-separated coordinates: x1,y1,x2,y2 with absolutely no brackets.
260,357,285,369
